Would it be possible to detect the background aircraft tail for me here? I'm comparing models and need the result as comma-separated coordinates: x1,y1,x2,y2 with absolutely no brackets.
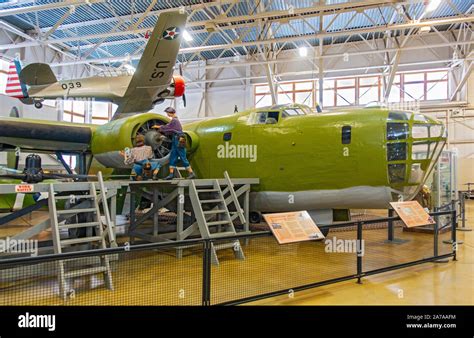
6,60,28,98
19,62,57,86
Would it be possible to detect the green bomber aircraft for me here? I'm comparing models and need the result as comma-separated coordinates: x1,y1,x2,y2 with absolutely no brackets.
6,12,188,119
0,103,446,224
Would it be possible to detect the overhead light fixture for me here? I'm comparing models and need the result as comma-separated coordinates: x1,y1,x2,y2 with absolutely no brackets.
205,22,217,33
183,30,193,42
299,47,308,57
426,0,441,13
419,26,431,33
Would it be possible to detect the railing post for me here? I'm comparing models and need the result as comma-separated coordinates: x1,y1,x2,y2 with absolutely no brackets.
129,189,136,245
202,240,211,305
452,208,457,262
357,221,363,284
387,208,394,241
458,191,472,232
433,207,439,257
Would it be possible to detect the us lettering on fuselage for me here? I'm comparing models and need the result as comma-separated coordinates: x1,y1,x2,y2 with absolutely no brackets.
150,61,170,81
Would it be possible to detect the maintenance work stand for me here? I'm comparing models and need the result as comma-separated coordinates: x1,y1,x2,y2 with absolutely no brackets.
128,171,259,265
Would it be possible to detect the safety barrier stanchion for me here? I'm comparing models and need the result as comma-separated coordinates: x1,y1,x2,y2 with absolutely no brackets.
457,191,472,232
202,240,212,306
452,207,457,262
434,206,439,257
433,207,449,263
356,221,363,284
387,208,394,241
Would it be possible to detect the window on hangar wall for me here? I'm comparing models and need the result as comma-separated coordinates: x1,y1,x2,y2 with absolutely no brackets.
254,69,449,108
62,99,114,125
254,80,314,108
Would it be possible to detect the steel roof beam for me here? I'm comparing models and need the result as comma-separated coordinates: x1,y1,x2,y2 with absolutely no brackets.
185,59,459,86
3,13,472,55
48,38,473,68
450,61,473,101
0,0,105,17
32,0,414,33
177,16,474,55
39,1,413,45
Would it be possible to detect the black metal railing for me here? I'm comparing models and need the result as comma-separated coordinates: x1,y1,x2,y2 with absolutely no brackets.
0,209,457,306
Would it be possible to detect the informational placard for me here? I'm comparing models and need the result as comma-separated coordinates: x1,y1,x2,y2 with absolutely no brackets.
263,210,325,244
390,201,435,228
15,184,34,193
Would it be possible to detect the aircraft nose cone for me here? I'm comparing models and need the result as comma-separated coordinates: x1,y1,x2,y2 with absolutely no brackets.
387,110,447,202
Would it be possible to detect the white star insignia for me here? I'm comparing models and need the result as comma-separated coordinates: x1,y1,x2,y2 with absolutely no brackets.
163,27,180,40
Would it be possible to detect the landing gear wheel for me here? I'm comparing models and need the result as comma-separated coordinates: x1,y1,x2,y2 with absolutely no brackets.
249,211,262,224
34,101,43,109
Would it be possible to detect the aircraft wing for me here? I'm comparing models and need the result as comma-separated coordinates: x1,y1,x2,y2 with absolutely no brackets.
0,117,94,153
113,11,188,119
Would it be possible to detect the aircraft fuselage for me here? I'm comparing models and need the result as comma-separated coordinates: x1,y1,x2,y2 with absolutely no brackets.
27,76,132,103
183,106,445,211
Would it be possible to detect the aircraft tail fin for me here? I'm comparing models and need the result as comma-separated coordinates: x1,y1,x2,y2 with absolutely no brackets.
19,62,57,86
6,60,28,98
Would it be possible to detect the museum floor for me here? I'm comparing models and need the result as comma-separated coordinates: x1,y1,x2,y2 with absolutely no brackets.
0,201,472,306
250,200,474,305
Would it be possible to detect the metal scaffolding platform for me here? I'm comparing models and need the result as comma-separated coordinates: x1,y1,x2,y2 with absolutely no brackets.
0,172,259,283
128,173,259,262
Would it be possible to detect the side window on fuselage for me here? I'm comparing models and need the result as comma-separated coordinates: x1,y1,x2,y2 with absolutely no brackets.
342,126,352,144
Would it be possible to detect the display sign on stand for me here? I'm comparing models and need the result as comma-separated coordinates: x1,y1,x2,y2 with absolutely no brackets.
390,201,435,228
263,210,325,244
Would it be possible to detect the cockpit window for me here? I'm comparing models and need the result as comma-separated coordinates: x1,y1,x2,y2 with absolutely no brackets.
412,124,444,139
282,108,305,117
414,114,427,122
412,125,429,138
388,112,410,121
252,111,280,125
387,143,407,161
429,125,443,138
387,123,408,140
412,142,429,160
388,164,406,183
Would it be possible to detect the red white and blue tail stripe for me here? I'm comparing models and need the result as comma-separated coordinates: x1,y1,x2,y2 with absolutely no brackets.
6,60,28,98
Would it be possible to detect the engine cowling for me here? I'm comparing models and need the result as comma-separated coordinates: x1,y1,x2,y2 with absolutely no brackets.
91,112,199,169
154,75,185,103
171,75,185,98
183,130,199,154
91,113,170,168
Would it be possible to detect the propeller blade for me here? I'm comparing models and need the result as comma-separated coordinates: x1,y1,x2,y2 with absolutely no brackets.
182,93,187,107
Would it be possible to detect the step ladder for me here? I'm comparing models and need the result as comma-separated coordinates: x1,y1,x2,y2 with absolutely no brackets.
48,181,114,300
189,173,245,266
